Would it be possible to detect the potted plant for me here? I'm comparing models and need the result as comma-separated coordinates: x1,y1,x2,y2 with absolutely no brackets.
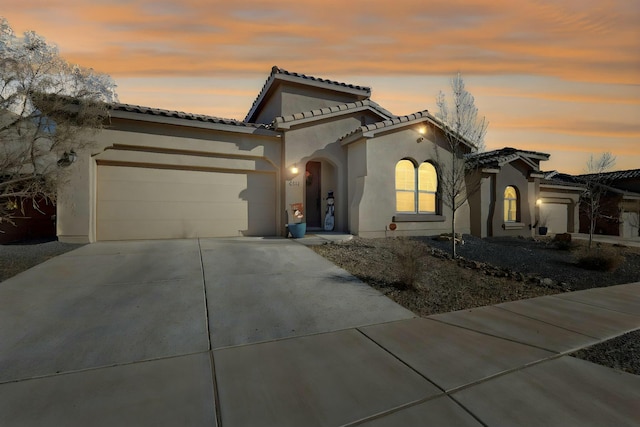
288,203,306,238
537,214,548,236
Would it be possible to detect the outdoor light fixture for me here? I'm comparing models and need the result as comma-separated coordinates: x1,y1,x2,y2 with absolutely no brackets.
57,150,77,167
417,125,427,143
290,165,299,175
536,199,542,205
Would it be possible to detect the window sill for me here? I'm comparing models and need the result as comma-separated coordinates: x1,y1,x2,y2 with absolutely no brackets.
503,222,525,230
393,214,446,223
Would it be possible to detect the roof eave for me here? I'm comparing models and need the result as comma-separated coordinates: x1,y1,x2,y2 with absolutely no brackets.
340,131,365,146
110,109,280,137
273,101,394,130
540,183,585,191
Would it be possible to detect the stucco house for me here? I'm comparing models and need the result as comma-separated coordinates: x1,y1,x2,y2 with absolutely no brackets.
466,147,551,238
538,169,640,239
55,66,560,243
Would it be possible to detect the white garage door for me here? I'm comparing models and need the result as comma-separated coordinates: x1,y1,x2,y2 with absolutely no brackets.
540,203,568,235
97,166,276,241
622,212,639,239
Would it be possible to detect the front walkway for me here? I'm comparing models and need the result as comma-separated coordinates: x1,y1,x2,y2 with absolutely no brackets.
571,232,640,248
0,238,638,426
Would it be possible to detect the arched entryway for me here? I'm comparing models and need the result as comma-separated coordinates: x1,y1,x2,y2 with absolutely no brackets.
305,160,337,231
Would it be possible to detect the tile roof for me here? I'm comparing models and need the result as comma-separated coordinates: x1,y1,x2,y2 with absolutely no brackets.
339,110,434,142
273,99,394,127
272,66,371,93
577,169,640,181
111,103,266,129
540,171,585,187
245,66,371,122
470,147,550,168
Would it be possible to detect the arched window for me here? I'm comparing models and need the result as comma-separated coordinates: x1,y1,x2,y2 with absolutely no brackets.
418,162,437,213
395,160,439,214
504,186,518,222
395,160,416,212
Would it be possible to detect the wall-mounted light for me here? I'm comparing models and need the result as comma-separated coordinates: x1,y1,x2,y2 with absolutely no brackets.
290,165,299,175
57,150,77,167
417,125,426,143
536,199,542,205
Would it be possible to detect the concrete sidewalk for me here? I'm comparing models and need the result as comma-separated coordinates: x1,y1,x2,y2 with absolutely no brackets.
571,233,640,248
0,238,638,426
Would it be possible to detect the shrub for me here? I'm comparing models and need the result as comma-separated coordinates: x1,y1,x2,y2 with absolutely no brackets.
390,238,428,290
554,240,575,251
576,248,624,271
552,233,574,251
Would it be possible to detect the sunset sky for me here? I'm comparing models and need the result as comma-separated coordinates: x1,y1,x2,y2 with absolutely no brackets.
4,0,639,174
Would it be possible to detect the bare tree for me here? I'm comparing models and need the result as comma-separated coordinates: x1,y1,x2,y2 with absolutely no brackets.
0,18,117,224
434,73,488,257
580,152,616,249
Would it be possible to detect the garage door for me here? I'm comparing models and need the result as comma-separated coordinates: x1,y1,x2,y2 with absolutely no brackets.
622,212,639,239
97,166,276,241
540,203,568,235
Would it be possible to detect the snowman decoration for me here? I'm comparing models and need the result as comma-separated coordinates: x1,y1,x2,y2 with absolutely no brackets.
324,191,335,231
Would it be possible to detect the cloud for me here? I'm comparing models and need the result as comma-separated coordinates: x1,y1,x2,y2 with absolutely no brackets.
3,0,638,85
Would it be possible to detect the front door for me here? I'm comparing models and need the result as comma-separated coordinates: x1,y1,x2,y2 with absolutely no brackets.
305,161,322,228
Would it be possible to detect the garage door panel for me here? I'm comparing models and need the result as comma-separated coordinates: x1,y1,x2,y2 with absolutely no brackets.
540,204,568,235
99,200,255,221
97,166,276,240
100,182,252,204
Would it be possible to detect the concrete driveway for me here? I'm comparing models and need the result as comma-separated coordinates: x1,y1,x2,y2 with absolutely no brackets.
1,238,639,426
0,237,414,426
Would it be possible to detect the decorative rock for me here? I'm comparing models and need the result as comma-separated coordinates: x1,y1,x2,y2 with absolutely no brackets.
540,278,555,287
554,233,572,243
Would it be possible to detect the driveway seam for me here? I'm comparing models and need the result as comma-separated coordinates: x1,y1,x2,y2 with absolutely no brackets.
198,238,212,352
208,351,223,427
0,350,212,386
353,328,446,394
199,238,222,426
351,326,566,426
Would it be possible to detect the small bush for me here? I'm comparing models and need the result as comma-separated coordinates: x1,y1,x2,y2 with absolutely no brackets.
391,238,428,290
553,240,575,251
576,248,624,272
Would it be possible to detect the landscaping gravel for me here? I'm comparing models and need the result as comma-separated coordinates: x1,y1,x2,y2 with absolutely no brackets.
571,330,640,376
423,235,640,290
0,239,85,282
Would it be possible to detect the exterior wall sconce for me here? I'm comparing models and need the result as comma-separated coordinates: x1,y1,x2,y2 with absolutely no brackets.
290,165,299,175
417,125,427,143
57,150,77,167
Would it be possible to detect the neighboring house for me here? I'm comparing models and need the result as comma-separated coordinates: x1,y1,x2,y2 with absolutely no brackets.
539,169,640,240
53,66,576,243
575,169,640,239
538,172,584,236
466,147,550,238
